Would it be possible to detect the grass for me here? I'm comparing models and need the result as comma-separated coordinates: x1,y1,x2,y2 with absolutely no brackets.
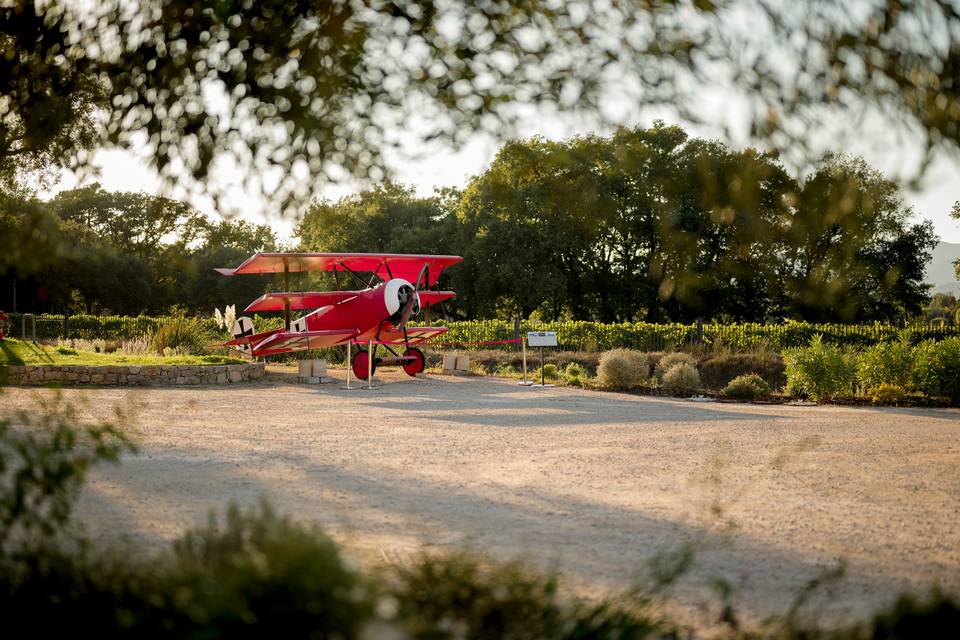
0,338,243,367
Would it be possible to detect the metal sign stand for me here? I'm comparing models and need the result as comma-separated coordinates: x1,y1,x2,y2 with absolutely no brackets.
525,331,557,388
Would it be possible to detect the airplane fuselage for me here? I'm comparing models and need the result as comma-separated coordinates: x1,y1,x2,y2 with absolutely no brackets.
290,278,419,341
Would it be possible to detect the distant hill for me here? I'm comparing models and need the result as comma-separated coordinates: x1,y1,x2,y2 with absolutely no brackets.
925,242,960,296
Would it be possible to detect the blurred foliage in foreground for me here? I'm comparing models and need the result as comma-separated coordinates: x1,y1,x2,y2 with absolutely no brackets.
0,402,959,637
3,1,960,213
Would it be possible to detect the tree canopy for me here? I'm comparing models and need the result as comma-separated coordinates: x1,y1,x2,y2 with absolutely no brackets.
298,124,937,323
0,186,277,315
2,0,959,214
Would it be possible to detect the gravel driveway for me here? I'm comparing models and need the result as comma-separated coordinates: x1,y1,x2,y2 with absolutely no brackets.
5,372,959,629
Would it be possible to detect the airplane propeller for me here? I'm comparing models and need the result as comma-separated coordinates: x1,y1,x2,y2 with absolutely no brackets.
397,263,429,330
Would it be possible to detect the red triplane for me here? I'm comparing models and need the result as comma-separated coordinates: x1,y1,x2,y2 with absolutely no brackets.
215,253,462,379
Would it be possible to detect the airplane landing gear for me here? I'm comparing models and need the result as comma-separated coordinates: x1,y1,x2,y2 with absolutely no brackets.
351,349,376,380
402,347,425,376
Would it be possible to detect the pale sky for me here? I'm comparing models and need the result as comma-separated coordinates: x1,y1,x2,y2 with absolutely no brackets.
43,109,960,245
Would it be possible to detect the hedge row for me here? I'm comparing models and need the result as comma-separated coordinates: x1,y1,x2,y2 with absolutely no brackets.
6,313,959,351
437,319,959,351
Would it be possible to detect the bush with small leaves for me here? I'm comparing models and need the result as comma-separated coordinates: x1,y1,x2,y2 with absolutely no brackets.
494,362,516,377
783,336,857,401
722,374,771,400
870,383,908,406
912,337,960,403
596,349,649,389
857,340,915,391
662,363,700,395
654,352,698,381
540,363,560,380
149,316,211,355
564,362,587,386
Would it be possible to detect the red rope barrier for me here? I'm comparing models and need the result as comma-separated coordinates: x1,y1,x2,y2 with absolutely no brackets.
351,338,523,346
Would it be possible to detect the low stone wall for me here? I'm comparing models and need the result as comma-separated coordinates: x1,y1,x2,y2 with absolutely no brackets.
2,362,265,386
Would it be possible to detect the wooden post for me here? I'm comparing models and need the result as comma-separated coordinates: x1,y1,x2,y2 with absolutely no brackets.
283,262,291,330
368,339,373,389
346,341,351,389
513,313,520,351
522,338,528,384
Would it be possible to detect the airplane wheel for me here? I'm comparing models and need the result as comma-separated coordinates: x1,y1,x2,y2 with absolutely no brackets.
402,347,426,376
352,350,376,380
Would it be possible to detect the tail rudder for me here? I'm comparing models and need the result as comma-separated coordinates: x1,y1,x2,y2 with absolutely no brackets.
226,316,257,354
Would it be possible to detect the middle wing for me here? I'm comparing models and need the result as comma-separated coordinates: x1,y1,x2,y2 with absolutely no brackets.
372,326,450,345
244,291,359,313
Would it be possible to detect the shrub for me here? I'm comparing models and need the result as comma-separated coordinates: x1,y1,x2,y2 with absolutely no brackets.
722,374,771,400
913,337,960,403
494,362,516,377
564,362,587,387
870,383,908,406
662,363,700,395
392,551,668,639
149,316,211,355
165,503,374,637
596,349,649,389
541,363,560,380
857,341,915,391
699,353,785,391
783,336,857,401
654,352,698,381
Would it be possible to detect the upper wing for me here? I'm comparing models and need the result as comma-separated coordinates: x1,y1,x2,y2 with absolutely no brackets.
244,291,359,313
250,329,357,356
215,253,462,285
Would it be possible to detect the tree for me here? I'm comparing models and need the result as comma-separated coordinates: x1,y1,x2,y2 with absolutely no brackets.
652,139,795,322
51,185,203,260
298,184,454,256
454,136,617,320
953,201,960,281
172,218,278,314
297,183,461,310
785,155,937,321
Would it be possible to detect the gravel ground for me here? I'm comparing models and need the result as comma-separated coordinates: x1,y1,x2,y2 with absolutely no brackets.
4,371,959,629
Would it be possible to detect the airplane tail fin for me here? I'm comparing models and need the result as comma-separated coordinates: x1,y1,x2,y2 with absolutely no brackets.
223,316,270,354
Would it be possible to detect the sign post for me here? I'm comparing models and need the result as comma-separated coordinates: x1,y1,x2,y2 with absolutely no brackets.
525,331,558,387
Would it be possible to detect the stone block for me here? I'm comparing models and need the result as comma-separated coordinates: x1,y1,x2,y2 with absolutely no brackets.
442,353,457,373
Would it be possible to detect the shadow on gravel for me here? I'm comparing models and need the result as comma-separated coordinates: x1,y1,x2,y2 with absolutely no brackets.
78,440,913,628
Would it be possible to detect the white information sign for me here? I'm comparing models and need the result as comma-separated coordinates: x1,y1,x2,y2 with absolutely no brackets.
527,331,558,347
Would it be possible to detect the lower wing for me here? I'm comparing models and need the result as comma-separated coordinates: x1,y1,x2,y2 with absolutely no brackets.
251,329,358,356
373,326,449,345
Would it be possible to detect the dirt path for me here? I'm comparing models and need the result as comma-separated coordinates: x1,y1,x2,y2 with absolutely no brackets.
4,373,959,629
